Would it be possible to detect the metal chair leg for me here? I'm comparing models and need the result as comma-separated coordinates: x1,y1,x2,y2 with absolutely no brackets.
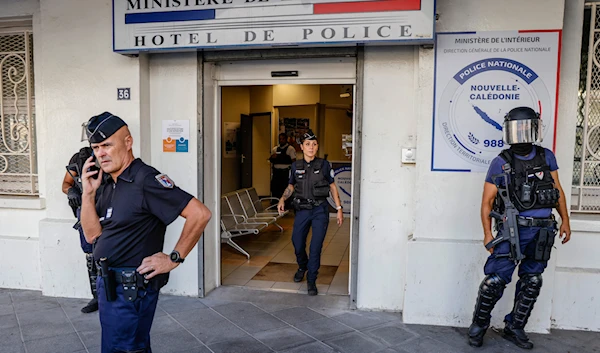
226,239,250,259
274,222,284,232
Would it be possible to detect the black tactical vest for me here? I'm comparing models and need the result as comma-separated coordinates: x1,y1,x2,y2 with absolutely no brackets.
293,158,330,207
493,146,559,213
272,144,293,165
68,147,93,176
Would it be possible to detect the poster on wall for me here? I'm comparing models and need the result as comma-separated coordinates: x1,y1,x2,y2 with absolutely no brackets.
431,30,561,172
327,162,352,215
224,122,240,158
162,120,189,153
279,117,310,152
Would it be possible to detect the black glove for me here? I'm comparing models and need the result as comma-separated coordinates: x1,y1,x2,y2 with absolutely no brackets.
67,187,82,210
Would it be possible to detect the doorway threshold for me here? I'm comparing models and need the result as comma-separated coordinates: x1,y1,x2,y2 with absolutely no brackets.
205,285,352,312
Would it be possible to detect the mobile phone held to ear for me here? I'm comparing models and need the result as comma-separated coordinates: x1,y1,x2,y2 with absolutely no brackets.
88,151,101,179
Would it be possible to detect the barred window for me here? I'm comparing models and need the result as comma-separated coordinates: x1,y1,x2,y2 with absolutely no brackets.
0,29,37,196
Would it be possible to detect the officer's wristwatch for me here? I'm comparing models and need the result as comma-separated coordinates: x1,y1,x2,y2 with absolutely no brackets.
169,250,185,263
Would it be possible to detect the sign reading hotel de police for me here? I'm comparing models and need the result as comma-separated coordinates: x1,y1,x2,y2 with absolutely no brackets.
113,0,435,52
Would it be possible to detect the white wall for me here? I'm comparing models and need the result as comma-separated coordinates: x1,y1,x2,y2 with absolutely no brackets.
0,0,39,17
149,53,200,296
357,46,417,310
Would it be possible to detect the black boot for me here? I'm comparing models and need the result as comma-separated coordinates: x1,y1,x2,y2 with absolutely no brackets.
81,297,98,313
467,274,506,347
468,323,486,347
503,321,534,349
294,268,307,282
307,281,318,296
502,273,542,350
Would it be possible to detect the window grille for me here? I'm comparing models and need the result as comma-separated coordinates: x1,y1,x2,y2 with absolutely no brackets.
0,30,37,195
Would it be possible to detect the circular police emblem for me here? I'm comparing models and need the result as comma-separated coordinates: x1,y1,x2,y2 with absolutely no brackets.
438,58,552,168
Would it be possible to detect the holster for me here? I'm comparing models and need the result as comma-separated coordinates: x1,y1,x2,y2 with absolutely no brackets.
98,258,117,302
534,226,557,261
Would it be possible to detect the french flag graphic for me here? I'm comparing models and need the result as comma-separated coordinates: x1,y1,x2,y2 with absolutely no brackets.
125,0,422,24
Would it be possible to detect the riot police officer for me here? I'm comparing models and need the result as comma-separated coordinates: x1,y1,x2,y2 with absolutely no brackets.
62,146,98,313
468,107,571,349
79,112,212,353
277,130,344,296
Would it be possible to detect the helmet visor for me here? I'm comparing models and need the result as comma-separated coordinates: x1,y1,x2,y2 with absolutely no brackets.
503,118,543,144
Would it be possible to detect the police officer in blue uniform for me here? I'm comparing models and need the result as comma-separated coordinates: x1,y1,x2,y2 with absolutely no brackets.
62,146,98,313
278,130,344,296
468,107,571,349
79,112,212,353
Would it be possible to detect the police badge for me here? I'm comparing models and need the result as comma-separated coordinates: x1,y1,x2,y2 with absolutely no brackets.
155,174,175,188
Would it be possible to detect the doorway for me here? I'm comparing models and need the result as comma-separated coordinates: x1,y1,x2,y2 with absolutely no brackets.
201,57,359,299
218,84,354,296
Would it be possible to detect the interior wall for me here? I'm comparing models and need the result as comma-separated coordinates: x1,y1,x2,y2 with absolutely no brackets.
252,115,272,196
273,84,320,106
221,86,250,194
277,105,318,160
250,86,274,196
324,109,352,161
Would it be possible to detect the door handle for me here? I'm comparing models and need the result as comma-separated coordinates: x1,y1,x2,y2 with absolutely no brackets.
241,154,246,163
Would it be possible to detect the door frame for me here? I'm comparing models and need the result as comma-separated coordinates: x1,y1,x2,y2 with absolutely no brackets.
201,54,363,308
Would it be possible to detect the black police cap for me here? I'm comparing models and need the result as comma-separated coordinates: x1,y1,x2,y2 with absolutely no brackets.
301,130,317,142
86,112,127,144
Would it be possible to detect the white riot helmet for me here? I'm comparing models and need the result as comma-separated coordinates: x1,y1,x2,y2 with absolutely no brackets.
502,107,543,145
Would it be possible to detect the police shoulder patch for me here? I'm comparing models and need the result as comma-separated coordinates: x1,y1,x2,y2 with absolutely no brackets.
330,169,335,179
155,174,175,188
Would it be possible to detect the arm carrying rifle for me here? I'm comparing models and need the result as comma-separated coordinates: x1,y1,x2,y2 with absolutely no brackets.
485,164,525,263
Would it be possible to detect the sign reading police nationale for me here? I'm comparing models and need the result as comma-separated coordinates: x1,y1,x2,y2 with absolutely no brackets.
113,0,435,53
431,30,561,172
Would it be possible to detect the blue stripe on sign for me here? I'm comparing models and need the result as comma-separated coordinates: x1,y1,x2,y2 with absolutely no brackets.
125,10,215,24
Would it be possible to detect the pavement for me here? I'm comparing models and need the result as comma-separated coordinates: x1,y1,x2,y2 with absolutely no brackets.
0,285,598,353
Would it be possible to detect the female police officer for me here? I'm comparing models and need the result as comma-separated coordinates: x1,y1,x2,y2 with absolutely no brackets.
278,130,344,296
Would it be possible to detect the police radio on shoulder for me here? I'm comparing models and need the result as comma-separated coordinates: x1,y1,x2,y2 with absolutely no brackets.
169,250,185,263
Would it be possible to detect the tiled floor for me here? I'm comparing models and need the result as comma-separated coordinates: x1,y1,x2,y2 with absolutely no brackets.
221,213,350,295
2,286,599,353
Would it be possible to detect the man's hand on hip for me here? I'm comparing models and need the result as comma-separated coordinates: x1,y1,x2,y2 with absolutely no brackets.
137,252,178,279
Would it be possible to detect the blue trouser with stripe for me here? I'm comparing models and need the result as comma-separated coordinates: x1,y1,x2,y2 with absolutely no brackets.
292,202,330,283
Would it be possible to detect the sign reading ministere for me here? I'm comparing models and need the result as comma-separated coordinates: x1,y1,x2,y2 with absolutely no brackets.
113,0,435,53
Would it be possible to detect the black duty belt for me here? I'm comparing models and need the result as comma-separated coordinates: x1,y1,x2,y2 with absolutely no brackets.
516,217,555,228
112,268,168,288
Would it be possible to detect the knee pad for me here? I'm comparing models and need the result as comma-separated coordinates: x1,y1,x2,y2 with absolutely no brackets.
522,273,543,292
480,274,507,296
472,274,507,327
511,273,543,329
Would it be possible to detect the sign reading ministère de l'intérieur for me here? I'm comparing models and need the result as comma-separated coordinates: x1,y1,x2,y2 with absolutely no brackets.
113,0,435,53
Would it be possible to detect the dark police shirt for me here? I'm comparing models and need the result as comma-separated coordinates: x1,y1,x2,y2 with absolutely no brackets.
289,158,335,185
485,147,558,219
93,158,193,267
